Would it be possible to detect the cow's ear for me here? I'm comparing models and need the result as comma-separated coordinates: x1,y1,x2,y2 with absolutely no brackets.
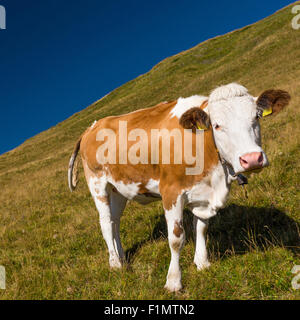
179,107,210,131
256,89,291,118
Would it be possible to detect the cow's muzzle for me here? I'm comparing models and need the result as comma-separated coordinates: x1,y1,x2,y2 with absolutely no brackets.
239,152,264,171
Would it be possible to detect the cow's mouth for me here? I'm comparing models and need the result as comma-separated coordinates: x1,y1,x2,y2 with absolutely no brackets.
226,162,265,177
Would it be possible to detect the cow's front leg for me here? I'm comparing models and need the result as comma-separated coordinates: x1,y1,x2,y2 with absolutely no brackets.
193,216,211,270
163,196,185,292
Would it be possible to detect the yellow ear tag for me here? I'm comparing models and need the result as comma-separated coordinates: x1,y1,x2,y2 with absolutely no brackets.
262,107,272,117
196,123,208,131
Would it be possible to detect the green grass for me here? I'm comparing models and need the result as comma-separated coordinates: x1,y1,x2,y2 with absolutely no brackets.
0,2,299,299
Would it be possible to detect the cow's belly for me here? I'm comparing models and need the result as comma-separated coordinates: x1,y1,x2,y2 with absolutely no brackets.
107,176,161,204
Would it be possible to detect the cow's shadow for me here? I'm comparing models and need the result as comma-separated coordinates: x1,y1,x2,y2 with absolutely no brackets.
125,205,300,263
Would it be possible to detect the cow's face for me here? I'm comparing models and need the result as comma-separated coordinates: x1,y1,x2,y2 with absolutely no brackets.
180,83,290,175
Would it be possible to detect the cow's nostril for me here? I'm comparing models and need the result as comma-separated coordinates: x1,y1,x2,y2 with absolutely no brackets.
258,152,263,163
240,157,248,165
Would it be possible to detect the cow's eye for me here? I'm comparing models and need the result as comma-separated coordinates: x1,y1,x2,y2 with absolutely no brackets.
214,124,220,130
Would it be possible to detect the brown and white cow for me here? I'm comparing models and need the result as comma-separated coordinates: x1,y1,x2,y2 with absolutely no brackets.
68,83,290,292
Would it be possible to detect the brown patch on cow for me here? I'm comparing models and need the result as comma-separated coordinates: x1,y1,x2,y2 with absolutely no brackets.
179,107,210,131
159,124,219,210
256,89,291,115
96,196,109,205
171,239,181,252
173,220,183,237
200,100,208,110
138,184,149,194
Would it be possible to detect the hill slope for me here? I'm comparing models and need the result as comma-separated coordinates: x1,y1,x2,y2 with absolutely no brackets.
0,3,299,299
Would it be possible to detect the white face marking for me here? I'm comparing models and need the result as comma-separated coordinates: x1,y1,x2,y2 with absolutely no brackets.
208,83,269,174
170,95,208,119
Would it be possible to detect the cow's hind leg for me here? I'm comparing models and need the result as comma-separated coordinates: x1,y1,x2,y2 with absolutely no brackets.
93,193,120,268
92,183,127,269
84,163,127,269
163,196,185,292
107,184,127,264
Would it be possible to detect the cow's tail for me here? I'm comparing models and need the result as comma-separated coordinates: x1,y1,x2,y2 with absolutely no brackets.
68,137,82,192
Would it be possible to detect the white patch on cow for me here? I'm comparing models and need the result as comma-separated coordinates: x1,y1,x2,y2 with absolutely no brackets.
170,95,208,119
107,177,140,200
88,175,107,198
185,163,229,219
90,120,97,129
210,163,230,208
145,178,160,194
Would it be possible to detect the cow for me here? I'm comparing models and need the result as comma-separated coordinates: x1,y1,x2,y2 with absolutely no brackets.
68,83,290,292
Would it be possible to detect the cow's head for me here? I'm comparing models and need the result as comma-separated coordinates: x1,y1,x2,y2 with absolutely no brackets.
180,83,290,175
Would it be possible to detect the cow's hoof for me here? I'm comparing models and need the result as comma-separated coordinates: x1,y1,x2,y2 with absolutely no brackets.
194,260,211,271
164,281,182,292
109,258,123,269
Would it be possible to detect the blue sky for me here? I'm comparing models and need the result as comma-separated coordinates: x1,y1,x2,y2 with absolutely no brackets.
0,0,292,154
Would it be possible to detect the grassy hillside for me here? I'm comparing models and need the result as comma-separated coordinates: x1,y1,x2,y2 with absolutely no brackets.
0,3,299,299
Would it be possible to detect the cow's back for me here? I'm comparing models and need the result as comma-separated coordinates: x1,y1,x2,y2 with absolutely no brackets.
80,101,177,189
